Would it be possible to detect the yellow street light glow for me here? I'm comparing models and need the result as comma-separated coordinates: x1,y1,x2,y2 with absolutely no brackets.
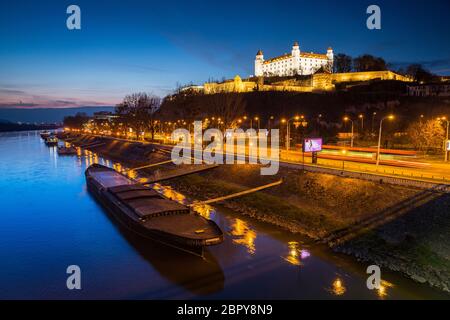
343,116,349,121
388,115,395,120
243,116,247,120
281,119,286,123
359,114,364,118
294,116,300,120
254,116,259,120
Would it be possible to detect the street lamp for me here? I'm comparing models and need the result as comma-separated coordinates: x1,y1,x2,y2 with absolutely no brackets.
371,112,377,135
268,115,274,131
437,116,449,161
376,115,395,166
359,114,364,132
343,116,354,148
254,117,260,130
281,118,288,150
285,116,300,151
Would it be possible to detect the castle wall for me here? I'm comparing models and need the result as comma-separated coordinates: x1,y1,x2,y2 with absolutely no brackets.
203,71,411,94
332,71,412,83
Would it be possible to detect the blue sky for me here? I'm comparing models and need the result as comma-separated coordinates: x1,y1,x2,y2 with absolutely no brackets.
1,0,450,108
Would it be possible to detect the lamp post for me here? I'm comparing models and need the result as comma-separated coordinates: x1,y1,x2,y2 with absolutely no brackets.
438,117,449,162
268,116,274,131
376,115,395,166
281,119,288,150
371,112,377,136
254,116,260,130
359,114,364,133
343,117,354,148
285,116,300,151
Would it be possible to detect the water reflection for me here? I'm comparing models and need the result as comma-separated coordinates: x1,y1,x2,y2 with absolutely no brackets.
282,241,311,266
330,277,346,296
100,201,225,296
191,203,214,219
229,218,257,255
377,280,394,299
153,183,188,205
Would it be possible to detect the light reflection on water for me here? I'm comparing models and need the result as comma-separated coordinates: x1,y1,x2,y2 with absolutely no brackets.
0,131,446,299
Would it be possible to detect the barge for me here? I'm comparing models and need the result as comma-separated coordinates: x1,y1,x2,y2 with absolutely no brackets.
85,164,223,256
44,135,58,146
57,145,77,155
40,130,51,139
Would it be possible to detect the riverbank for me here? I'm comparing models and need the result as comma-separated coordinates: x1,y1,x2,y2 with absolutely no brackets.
67,134,450,294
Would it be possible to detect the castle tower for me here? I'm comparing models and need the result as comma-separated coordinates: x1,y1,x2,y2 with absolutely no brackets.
327,47,334,72
291,41,301,75
292,41,300,57
255,50,264,77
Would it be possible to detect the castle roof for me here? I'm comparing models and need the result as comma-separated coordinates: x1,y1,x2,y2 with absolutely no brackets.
256,50,263,56
300,52,328,59
262,52,328,64
263,53,292,64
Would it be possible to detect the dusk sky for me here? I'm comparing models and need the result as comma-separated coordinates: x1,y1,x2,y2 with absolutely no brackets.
1,0,450,108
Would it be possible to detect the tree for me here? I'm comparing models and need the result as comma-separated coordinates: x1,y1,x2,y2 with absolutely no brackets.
63,112,90,129
334,53,353,73
407,119,445,153
405,64,435,83
353,55,387,72
115,93,161,140
207,93,246,128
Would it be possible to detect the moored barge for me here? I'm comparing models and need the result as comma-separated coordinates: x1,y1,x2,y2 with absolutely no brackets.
85,164,223,256
44,135,58,146
57,145,77,155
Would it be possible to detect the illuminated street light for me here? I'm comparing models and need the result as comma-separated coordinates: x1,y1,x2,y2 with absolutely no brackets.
285,116,301,151
254,116,260,130
359,114,364,132
376,115,395,166
343,116,354,148
371,112,377,135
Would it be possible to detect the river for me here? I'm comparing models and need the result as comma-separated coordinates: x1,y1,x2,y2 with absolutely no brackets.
0,131,446,299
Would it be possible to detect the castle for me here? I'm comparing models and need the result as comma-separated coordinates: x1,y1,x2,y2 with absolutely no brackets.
255,41,334,77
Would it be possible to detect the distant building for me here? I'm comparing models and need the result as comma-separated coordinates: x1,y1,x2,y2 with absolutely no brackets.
254,41,333,77
407,83,450,97
93,111,118,122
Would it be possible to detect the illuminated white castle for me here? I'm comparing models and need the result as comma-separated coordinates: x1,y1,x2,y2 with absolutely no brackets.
255,41,334,77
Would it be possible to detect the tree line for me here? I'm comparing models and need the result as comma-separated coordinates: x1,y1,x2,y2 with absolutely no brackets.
333,53,436,82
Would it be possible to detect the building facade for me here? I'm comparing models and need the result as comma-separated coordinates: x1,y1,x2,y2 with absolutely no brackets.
407,84,450,97
255,42,333,77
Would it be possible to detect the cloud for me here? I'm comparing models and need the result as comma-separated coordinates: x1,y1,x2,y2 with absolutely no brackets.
0,87,115,109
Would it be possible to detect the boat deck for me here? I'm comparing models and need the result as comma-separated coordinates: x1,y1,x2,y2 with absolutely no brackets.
145,214,220,239
89,170,133,188
108,182,190,218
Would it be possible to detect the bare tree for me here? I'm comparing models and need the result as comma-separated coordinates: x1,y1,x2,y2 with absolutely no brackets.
115,93,161,140
334,53,353,73
353,55,387,72
207,93,246,128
